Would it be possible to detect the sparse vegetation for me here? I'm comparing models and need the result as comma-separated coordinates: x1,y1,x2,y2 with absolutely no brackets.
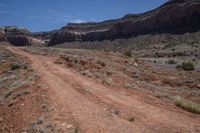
124,83,135,89
2,0,200,131
153,60,157,63
0,46,36,90
181,61,195,71
26,31,200,60
177,61,195,71
173,96,200,114
166,59,177,64
154,92,171,99
176,64,182,70
124,51,132,57
97,60,106,67
10,62,21,70
103,78,113,85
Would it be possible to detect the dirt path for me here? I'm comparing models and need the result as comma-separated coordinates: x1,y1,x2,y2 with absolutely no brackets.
7,46,200,133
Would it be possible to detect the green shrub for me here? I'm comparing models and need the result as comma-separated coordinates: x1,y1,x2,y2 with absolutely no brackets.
176,64,182,70
10,62,20,70
173,96,200,114
181,61,195,71
166,59,177,64
124,51,132,57
176,61,195,71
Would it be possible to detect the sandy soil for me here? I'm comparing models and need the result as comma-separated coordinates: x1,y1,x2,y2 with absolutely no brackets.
7,46,200,133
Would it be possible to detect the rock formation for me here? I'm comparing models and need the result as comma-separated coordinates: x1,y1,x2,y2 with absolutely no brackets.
0,32,6,42
1,0,200,46
0,28,6,41
49,0,200,45
0,26,45,46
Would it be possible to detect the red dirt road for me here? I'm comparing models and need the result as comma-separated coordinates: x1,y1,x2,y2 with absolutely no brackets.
7,46,200,133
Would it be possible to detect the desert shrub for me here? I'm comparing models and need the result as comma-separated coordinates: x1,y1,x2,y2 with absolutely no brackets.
124,83,135,89
172,48,175,51
181,61,195,71
166,59,177,64
176,64,182,70
173,96,200,114
124,51,132,57
10,62,20,70
154,92,171,99
153,60,157,63
103,78,113,85
97,60,106,67
128,117,135,122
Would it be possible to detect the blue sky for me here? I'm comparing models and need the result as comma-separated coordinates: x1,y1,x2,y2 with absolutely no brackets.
0,0,167,32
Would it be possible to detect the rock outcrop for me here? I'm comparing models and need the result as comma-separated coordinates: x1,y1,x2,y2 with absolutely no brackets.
0,28,6,41
6,35,44,46
33,30,57,43
0,32,6,42
49,0,200,45
0,26,45,46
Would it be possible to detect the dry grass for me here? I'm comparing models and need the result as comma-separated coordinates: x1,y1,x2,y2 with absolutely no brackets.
154,92,171,99
0,62,11,74
124,83,136,89
173,96,200,114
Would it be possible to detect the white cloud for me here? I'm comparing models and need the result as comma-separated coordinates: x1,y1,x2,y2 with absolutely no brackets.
71,19,85,23
29,15,53,22
90,18,96,21
29,10,93,24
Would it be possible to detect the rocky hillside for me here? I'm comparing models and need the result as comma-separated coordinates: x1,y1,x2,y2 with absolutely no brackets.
0,32,6,42
32,30,57,43
0,26,45,46
0,28,6,42
49,0,200,45
1,0,199,46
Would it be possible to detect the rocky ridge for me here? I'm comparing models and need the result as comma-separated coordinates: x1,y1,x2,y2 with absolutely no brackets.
0,26,45,46
49,0,200,45
0,28,6,42
1,0,200,46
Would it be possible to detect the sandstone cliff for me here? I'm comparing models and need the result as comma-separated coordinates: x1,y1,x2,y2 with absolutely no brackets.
49,0,200,45
0,26,45,46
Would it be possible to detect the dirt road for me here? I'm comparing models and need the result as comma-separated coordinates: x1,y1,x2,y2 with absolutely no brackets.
7,46,200,133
